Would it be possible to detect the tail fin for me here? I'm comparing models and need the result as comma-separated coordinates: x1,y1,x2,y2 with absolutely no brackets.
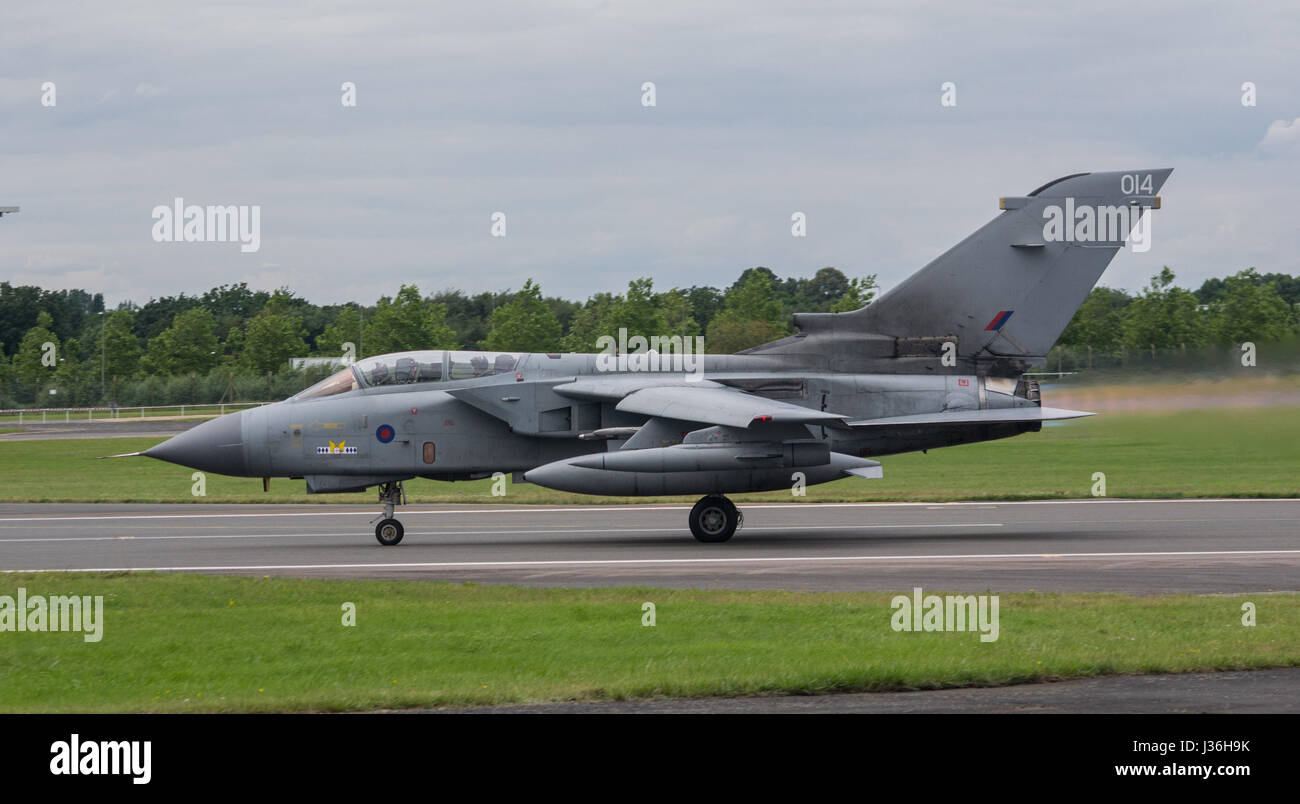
758,170,1171,371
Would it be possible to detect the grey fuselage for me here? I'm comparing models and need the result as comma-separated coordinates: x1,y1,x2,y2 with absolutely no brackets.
143,168,1172,498
154,351,1041,496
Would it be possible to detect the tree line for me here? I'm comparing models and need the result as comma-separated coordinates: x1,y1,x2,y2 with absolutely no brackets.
1,265,1296,407
0,267,876,406
1058,268,1299,352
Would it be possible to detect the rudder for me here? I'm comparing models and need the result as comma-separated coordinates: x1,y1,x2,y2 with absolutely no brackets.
841,169,1172,361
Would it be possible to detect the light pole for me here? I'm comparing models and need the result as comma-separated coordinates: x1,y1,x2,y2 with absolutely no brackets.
100,310,106,403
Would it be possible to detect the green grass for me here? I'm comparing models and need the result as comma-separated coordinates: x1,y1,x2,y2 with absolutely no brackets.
0,406,1296,503
1,573,1294,712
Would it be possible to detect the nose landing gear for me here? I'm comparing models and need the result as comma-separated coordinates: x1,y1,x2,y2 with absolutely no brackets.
689,495,741,543
372,480,406,546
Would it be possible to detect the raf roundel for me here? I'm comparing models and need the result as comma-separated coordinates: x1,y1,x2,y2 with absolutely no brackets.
376,424,395,443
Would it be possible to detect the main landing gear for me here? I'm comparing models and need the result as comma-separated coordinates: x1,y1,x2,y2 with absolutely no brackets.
373,480,406,546
689,495,741,543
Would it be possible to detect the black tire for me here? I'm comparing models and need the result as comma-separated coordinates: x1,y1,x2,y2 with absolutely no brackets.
689,495,738,543
375,518,404,546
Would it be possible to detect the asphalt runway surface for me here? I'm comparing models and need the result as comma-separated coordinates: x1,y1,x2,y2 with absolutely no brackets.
2,499,1297,593
442,668,1300,713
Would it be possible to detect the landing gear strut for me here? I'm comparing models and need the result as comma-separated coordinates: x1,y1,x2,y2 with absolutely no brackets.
373,480,406,546
689,495,741,543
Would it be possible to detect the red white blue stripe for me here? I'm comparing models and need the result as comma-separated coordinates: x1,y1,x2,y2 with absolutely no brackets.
984,310,1014,331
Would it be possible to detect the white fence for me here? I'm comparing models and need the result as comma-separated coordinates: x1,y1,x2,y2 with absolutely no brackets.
0,401,268,425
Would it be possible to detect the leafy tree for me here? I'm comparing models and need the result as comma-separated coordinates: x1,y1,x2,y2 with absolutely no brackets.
1208,269,1297,345
316,306,364,358
143,308,220,375
362,284,458,354
0,283,44,359
26,288,102,346
13,311,60,393
1259,272,1300,307
199,283,270,334
97,310,142,384
728,266,780,296
50,337,85,404
1058,287,1132,351
1120,267,1208,350
602,278,668,342
432,289,502,349
562,292,619,353
134,293,201,341
1193,276,1227,306
804,267,851,309
7,264,1297,389
829,274,880,313
221,326,245,365
1197,271,1299,310
724,270,784,323
655,288,701,337
241,309,309,374
562,279,673,353
543,296,582,338
431,286,575,349
704,319,789,353
706,270,788,352
483,279,563,351
683,285,725,334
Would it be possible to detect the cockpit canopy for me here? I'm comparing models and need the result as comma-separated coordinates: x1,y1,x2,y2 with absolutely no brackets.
295,350,521,400
356,350,446,387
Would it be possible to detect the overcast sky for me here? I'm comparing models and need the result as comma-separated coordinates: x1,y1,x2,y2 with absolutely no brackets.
1,1,1297,308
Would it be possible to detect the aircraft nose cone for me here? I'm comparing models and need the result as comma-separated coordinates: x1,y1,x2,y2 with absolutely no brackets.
144,412,250,476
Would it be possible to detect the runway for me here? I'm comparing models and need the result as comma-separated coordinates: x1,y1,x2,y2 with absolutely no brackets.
2,498,1297,592
443,668,1300,713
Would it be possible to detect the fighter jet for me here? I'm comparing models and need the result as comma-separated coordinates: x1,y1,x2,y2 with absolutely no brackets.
133,169,1170,545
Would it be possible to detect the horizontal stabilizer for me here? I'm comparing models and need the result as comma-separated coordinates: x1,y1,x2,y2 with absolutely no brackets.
846,407,1094,428
843,461,883,479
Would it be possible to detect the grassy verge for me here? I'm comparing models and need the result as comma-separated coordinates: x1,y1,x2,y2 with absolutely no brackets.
0,406,1296,503
0,573,1294,712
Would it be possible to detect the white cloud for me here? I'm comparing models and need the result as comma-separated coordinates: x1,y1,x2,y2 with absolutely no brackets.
133,83,169,98
1257,118,1300,155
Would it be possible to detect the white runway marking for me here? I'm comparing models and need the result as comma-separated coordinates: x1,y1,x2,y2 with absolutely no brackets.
0,497,1295,523
7,549,1299,574
0,522,1006,543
